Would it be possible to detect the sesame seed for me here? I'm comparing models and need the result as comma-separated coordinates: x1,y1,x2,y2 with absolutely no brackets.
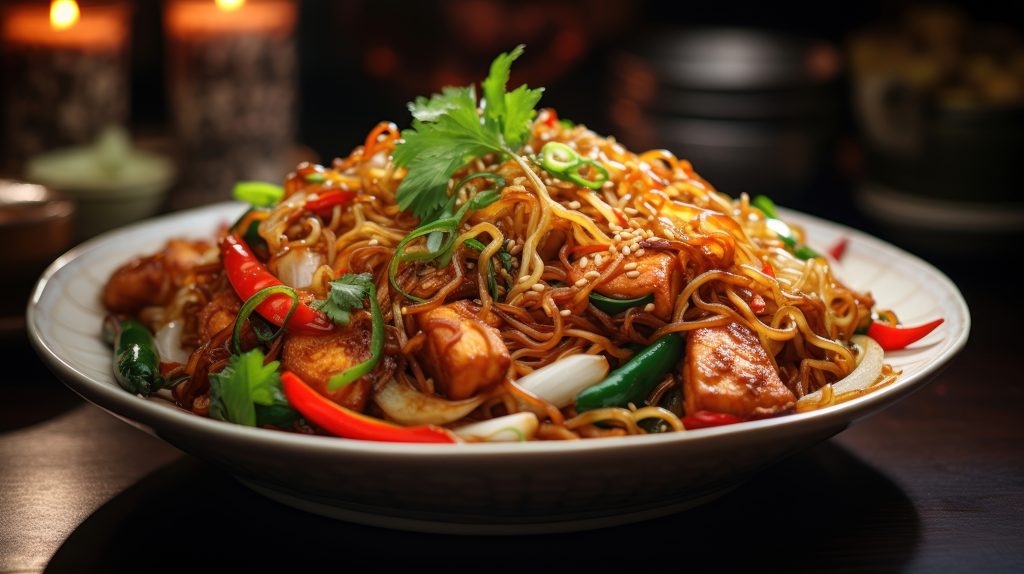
646,215,655,221
584,270,601,280
559,309,572,317
626,270,640,279
579,256,589,268
574,278,588,288
608,245,618,254
622,246,631,256
636,249,646,256
613,233,622,241
594,254,603,266
518,275,531,283
643,303,655,313
531,283,546,292
624,207,639,215
568,200,581,210
467,262,475,269
624,262,638,271
368,238,380,246
513,176,526,185
610,224,623,232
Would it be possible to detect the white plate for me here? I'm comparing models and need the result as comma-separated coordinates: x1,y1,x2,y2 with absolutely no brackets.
27,201,970,534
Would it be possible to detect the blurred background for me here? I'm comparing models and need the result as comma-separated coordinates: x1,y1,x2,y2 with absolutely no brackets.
1,0,1023,331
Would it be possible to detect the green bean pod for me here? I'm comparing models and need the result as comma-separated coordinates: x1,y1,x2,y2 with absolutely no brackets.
575,333,684,412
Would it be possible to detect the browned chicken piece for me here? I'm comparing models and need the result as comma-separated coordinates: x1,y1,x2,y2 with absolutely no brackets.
684,322,795,418
281,316,379,412
196,285,242,342
102,239,212,313
417,300,510,400
567,251,682,320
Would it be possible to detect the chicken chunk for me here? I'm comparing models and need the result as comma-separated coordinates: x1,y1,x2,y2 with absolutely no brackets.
417,300,510,400
684,322,795,417
281,317,379,412
102,239,213,313
568,251,682,320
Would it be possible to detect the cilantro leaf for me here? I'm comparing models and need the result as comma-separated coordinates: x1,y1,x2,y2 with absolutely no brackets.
501,83,544,147
312,272,374,325
393,45,543,222
209,349,292,427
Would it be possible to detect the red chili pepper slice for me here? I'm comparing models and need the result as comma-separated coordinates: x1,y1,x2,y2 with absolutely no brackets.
828,237,849,261
305,189,357,217
539,108,558,127
281,371,458,443
867,318,943,351
761,260,776,278
682,410,745,430
221,234,334,335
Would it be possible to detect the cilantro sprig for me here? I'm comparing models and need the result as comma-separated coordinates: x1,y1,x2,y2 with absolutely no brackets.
393,45,543,223
209,349,297,428
312,273,385,390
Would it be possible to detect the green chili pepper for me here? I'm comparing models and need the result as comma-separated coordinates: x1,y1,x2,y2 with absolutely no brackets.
588,292,654,314
575,334,684,412
105,316,165,396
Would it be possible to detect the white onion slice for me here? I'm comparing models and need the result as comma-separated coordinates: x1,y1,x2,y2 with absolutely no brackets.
796,335,884,409
375,378,484,426
515,354,610,408
153,320,189,364
275,249,323,289
453,412,539,442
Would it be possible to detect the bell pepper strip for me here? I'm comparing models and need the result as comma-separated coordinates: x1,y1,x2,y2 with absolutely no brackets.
575,334,684,412
828,237,849,261
103,316,166,396
305,189,357,217
221,234,334,335
682,410,745,430
588,292,654,315
867,318,944,351
280,371,458,443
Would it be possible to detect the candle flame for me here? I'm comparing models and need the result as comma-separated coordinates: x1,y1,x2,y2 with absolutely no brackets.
215,0,246,12
49,0,80,30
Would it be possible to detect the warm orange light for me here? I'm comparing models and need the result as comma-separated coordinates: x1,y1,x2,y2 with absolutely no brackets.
215,0,245,12
49,0,80,30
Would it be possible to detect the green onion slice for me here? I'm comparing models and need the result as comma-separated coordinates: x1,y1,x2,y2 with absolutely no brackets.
589,292,654,314
540,142,581,174
233,181,285,207
232,285,299,354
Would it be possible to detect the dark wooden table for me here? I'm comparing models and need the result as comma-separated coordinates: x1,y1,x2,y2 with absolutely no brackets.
2,246,1021,573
